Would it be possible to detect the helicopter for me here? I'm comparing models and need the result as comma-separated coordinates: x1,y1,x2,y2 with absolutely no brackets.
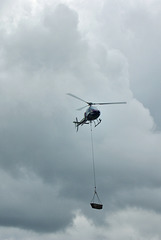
67,93,127,131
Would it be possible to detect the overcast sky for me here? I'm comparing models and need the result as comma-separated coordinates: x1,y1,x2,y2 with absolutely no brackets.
0,0,161,239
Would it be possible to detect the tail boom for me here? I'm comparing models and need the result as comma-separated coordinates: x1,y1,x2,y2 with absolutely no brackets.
73,117,79,131
73,117,88,131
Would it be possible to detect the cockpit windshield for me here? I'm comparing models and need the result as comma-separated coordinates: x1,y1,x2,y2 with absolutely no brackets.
86,106,98,114
90,106,98,110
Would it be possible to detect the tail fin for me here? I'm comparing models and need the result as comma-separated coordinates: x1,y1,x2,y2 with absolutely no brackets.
73,117,79,132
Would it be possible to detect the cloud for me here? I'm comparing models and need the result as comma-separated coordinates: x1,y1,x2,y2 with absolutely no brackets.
97,0,161,129
0,1,86,232
0,169,75,232
0,0,161,239
1,208,161,240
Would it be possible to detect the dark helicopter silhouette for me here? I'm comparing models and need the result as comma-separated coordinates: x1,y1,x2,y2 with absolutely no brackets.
67,93,126,131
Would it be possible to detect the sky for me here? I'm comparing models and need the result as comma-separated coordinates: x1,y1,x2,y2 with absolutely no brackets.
0,0,161,239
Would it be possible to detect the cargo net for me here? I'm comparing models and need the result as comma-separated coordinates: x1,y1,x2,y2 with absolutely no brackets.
90,187,103,210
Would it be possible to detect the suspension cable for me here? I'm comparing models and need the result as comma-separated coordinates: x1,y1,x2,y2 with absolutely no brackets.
90,122,97,190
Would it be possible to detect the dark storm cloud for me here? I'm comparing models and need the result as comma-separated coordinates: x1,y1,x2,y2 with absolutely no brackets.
0,169,76,232
0,0,161,238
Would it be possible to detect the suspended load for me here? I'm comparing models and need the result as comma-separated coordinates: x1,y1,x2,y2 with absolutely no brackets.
90,187,103,210
91,203,103,210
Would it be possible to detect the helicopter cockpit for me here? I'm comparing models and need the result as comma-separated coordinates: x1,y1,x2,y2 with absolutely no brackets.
85,106,101,121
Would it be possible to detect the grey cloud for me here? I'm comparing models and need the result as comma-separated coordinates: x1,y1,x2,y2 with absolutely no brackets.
96,0,161,129
1,4,85,73
0,2,86,232
0,169,75,232
0,2,111,232
0,0,161,238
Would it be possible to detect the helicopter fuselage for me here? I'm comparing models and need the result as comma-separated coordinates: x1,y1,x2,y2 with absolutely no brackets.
73,106,101,131
85,106,100,121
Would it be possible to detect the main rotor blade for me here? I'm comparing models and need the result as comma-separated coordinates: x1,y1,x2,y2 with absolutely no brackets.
77,105,88,111
93,102,127,105
67,93,127,106
67,93,88,104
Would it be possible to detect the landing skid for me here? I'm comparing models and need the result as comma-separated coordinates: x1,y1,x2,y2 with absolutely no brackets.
94,118,102,127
